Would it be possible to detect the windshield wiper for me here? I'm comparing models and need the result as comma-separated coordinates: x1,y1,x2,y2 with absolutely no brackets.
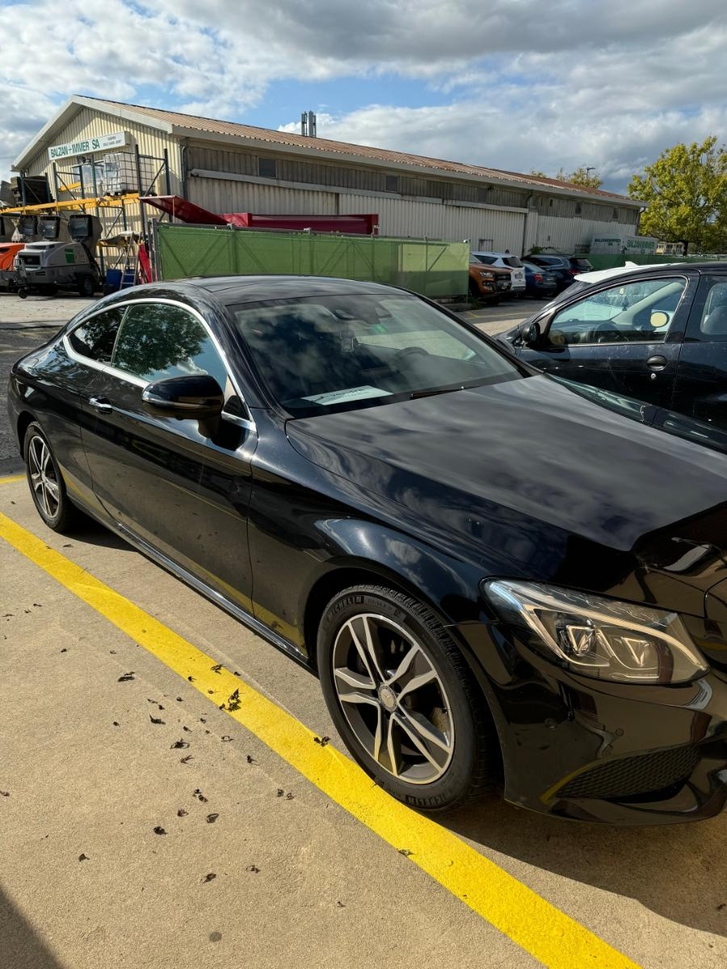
410,386,463,400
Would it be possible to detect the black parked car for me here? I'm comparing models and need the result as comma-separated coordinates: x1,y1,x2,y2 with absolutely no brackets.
526,254,594,292
9,276,727,824
500,262,727,452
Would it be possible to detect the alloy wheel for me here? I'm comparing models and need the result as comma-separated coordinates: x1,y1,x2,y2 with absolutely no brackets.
331,612,454,784
28,435,61,520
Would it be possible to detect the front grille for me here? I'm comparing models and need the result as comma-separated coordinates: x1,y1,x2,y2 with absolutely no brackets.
558,745,701,801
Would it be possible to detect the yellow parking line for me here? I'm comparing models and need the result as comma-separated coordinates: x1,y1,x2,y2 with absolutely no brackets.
0,474,24,485
0,509,641,969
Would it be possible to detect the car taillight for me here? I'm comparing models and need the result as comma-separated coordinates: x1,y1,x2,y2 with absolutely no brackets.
534,273,543,283
567,268,579,276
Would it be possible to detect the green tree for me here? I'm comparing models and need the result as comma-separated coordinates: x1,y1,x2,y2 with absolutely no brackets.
628,137,727,253
530,166,603,189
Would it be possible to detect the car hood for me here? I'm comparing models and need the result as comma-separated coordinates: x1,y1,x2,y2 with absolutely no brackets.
286,375,727,616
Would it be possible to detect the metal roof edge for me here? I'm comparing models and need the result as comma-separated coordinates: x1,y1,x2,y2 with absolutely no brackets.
175,126,637,205
11,96,174,172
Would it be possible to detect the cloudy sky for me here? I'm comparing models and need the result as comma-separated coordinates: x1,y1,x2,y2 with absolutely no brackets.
1,0,725,195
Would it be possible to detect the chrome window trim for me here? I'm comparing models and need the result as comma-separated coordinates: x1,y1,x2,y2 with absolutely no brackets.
63,297,256,431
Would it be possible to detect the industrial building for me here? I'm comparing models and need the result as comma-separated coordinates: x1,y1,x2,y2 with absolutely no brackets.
5,95,643,256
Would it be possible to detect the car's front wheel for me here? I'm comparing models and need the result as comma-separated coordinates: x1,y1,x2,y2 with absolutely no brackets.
24,423,82,532
317,585,498,811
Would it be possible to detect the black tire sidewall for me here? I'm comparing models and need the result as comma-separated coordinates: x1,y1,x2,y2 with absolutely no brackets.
317,586,480,811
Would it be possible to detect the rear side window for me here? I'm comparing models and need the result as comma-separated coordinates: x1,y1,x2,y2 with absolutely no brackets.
68,308,125,362
686,276,727,342
504,256,523,268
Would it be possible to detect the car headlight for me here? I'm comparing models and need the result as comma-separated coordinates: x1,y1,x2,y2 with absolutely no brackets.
485,580,708,684
479,271,495,279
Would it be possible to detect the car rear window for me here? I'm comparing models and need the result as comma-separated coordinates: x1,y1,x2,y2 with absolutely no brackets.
503,256,523,268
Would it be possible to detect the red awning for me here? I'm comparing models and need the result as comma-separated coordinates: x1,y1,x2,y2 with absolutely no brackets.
140,196,228,226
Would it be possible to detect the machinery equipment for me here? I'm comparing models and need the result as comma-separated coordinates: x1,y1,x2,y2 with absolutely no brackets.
15,214,102,297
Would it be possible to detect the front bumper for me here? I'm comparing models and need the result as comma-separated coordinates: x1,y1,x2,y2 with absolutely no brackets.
455,619,727,824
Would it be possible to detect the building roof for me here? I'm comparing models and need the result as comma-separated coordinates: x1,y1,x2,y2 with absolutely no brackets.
14,95,641,207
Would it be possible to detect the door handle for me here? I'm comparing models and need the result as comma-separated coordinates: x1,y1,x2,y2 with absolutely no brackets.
646,355,668,372
89,395,113,414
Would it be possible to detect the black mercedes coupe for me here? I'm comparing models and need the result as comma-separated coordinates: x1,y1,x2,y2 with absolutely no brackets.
8,276,727,824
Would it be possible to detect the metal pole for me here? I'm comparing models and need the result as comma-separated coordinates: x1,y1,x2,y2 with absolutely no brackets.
135,144,148,248
163,148,171,195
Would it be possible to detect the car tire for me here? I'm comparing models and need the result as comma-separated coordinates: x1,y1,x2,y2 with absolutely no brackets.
317,584,498,811
23,423,82,532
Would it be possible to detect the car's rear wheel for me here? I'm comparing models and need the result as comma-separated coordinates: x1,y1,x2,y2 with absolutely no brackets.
317,585,498,811
23,423,81,532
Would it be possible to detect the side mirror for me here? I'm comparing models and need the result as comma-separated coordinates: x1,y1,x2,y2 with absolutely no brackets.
519,321,542,347
142,374,224,418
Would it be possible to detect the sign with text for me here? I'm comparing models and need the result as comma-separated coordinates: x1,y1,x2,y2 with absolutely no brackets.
48,130,129,161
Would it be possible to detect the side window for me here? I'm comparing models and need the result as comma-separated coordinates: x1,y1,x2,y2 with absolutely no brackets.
549,277,687,346
68,308,125,362
111,302,228,389
696,279,727,341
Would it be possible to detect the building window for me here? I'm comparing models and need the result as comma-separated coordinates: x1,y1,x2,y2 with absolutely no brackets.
258,157,277,178
575,202,582,215
612,208,619,220
549,198,554,207
385,175,399,193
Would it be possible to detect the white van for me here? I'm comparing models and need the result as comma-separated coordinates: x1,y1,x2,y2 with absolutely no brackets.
470,251,526,294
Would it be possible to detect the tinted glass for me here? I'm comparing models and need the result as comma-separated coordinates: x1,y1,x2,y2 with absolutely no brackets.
698,280,727,340
549,277,686,346
503,256,523,268
112,303,228,387
68,308,125,362
472,254,496,265
231,293,521,416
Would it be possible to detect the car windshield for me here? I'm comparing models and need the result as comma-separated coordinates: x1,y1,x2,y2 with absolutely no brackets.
230,293,522,416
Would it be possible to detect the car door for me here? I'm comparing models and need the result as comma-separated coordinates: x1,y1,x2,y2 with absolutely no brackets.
517,273,693,407
670,274,727,430
78,298,257,612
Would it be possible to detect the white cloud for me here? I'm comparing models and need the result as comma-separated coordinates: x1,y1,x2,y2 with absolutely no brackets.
1,0,725,194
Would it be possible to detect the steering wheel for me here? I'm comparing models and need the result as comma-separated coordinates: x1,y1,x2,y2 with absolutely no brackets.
394,346,430,361
592,324,622,344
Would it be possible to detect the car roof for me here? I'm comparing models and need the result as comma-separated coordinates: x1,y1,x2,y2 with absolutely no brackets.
572,261,683,284
100,275,411,307
569,261,727,285
471,250,511,257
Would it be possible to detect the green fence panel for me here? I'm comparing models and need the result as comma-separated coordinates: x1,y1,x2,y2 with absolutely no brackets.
155,225,469,299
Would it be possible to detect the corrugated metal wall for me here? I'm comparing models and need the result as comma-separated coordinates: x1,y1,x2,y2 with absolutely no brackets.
187,177,339,215
534,215,639,253
339,194,526,250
